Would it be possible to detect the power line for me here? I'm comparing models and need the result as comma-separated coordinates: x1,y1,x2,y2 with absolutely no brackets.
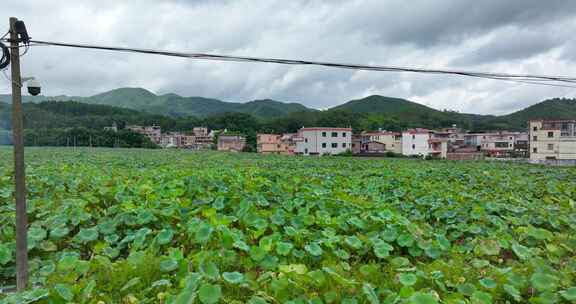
2,38,576,88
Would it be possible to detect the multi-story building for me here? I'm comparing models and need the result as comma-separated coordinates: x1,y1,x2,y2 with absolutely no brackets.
530,119,576,162
295,127,352,155
256,133,299,155
480,132,528,157
160,132,186,148
401,128,448,158
218,135,246,152
359,131,402,154
351,134,362,154
126,125,162,144
257,134,283,154
193,127,209,137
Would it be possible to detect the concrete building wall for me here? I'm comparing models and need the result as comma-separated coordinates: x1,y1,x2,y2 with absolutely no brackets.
295,128,352,155
530,120,576,160
402,131,430,156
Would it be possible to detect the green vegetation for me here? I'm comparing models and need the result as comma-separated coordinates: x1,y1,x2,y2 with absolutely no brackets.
3,88,575,132
1,148,575,303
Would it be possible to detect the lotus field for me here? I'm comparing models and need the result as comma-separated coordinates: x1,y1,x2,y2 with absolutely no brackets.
0,148,575,303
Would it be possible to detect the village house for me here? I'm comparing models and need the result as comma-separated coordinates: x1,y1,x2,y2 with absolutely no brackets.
218,135,246,152
358,130,403,154
256,133,299,155
529,119,576,163
295,127,352,155
126,125,162,144
401,128,448,158
480,132,528,157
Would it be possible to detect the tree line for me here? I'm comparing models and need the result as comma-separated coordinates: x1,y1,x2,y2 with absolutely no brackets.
0,100,510,149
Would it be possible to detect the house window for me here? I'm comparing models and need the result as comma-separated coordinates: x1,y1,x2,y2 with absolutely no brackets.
331,143,337,148
412,135,415,139
342,132,347,137
532,136,537,141
533,147,537,153
305,138,308,143
412,144,415,149
322,132,327,137
342,143,346,148
322,143,327,148
305,148,308,154
547,131,553,138
331,132,338,137
533,126,537,131
548,144,554,150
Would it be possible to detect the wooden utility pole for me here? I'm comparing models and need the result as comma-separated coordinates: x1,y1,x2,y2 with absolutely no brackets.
9,16,28,291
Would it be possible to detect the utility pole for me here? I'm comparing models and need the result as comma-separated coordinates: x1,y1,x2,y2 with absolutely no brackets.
9,16,28,291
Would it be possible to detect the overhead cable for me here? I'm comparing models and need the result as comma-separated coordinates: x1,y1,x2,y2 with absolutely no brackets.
3,38,576,88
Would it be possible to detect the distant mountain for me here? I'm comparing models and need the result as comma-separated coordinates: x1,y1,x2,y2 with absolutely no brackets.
0,87,312,119
70,87,311,119
484,98,576,130
2,87,574,131
331,95,490,130
330,95,576,131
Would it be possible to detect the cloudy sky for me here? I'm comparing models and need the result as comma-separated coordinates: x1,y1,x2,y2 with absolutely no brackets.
2,0,576,114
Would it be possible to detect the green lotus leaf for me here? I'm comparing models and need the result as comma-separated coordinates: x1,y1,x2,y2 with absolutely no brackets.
248,296,268,304
195,223,213,244
198,283,222,304
531,273,558,292
157,228,174,245
276,241,293,256
342,298,359,304
54,283,74,301
250,246,267,261
57,254,79,271
335,249,351,260
477,240,500,256
409,292,438,304
29,226,47,242
345,236,363,249
399,273,418,286
233,240,250,251
503,284,521,302
50,226,70,239
159,258,179,272
81,279,96,301
120,277,141,292
222,271,244,284
374,242,394,258
39,240,58,252
76,227,99,243
0,243,13,265
561,287,576,301
362,283,380,304
200,260,220,280
470,291,492,304
479,278,497,289
397,233,415,247
305,243,323,256
511,243,531,260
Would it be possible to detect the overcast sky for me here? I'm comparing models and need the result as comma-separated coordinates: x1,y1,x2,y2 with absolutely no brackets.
2,0,576,114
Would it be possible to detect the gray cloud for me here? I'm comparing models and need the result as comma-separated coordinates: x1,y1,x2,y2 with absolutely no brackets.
1,0,575,115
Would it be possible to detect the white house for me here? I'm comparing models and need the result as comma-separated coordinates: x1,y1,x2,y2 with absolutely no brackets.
295,127,352,155
402,128,447,158
530,119,576,163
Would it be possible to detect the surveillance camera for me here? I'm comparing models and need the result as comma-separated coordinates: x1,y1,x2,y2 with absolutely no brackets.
27,79,41,96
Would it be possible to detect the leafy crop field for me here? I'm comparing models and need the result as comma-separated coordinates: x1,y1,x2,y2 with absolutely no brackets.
0,148,575,303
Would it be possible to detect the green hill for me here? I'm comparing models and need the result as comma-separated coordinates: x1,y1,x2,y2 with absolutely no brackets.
82,88,312,118
482,98,576,130
331,95,490,130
